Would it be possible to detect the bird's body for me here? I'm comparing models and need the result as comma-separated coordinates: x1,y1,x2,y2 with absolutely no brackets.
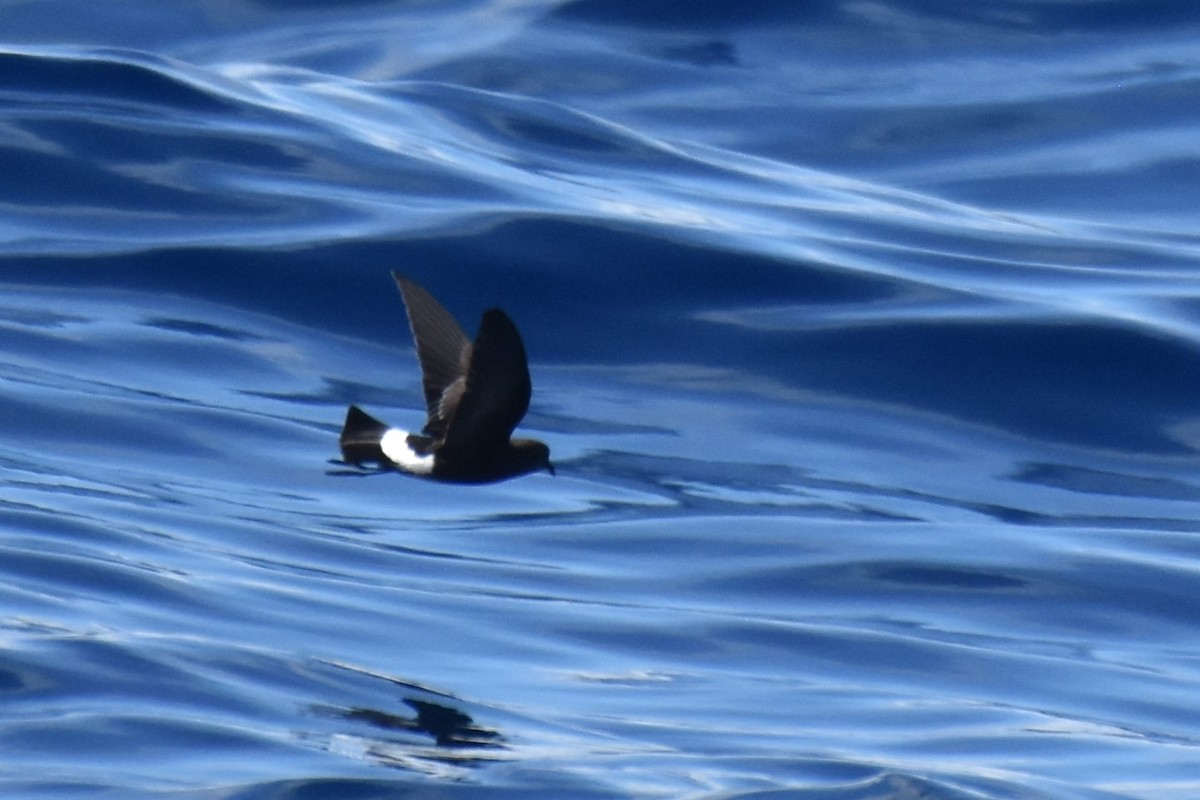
338,274,553,484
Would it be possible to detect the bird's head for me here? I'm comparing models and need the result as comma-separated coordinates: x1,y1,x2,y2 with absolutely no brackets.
512,439,554,477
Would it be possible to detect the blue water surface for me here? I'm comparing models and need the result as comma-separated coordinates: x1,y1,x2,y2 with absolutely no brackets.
2,2,1199,798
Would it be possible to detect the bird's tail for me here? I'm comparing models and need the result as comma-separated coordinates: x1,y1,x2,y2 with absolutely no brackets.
339,405,390,464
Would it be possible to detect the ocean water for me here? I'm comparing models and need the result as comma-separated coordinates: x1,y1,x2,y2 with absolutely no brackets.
2,2,1199,798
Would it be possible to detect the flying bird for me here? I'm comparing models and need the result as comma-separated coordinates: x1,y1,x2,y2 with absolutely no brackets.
338,273,553,483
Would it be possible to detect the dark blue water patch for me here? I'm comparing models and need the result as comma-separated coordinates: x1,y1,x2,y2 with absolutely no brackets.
553,0,833,29
703,618,961,678
1011,462,1200,501
8,713,281,757
657,39,739,68
0,51,236,112
211,777,629,800
561,450,929,523
18,118,308,173
247,378,424,413
876,0,1200,33
492,112,637,157
782,320,1200,454
552,0,1200,55
0,502,157,545
768,67,1200,183
141,317,271,342
385,82,692,166
699,561,1030,604
3,638,225,714
1006,0,1200,31
0,4,214,49
816,103,1084,172
0,393,217,456
0,545,201,610
1066,555,1200,632
394,84,655,159
0,249,386,342
0,218,889,349
0,664,33,694
248,0,399,7
867,563,1026,591
0,305,88,329
942,152,1200,217
0,144,266,213
569,449,804,493
358,218,899,370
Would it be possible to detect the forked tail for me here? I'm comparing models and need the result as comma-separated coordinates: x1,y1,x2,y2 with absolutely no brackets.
339,405,390,464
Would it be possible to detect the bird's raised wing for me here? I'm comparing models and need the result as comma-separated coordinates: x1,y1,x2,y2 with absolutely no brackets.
393,273,472,438
441,308,533,452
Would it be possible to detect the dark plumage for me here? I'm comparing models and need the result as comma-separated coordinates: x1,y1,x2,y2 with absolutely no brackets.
338,273,553,484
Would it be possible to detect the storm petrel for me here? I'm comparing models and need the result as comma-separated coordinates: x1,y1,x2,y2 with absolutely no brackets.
338,272,553,483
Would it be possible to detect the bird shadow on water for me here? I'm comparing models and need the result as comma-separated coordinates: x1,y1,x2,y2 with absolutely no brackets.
324,458,394,478
310,660,507,774
341,700,502,750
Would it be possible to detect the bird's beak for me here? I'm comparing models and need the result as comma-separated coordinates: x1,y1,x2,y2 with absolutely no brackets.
546,462,556,476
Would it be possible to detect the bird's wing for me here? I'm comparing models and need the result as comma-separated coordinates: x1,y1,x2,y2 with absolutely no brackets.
441,308,533,452
393,273,472,437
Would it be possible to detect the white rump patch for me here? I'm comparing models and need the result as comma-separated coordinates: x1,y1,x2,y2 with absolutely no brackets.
380,428,435,475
